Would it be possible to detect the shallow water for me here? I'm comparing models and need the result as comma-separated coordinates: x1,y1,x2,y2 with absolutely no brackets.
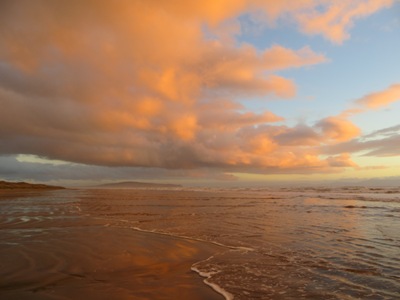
0,189,223,300
1,187,400,299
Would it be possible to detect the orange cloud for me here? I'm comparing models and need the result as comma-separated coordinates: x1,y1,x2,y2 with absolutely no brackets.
355,83,400,109
159,0,247,25
326,153,358,168
1,0,379,176
295,0,394,43
262,45,327,70
340,83,400,118
199,43,325,98
321,124,400,157
315,116,361,142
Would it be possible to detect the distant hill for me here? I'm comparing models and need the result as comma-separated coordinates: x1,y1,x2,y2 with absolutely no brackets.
96,181,182,189
357,177,399,187
0,180,65,190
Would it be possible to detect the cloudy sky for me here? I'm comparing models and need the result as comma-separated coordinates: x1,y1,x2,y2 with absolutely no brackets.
0,0,399,186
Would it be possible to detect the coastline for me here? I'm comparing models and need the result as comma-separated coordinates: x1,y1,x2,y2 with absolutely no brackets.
128,225,236,300
0,217,226,299
0,180,65,190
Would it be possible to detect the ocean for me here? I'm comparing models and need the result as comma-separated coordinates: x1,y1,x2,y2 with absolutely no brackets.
1,187,399,299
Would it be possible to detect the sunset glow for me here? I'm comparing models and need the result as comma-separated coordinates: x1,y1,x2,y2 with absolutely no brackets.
0,0,399,186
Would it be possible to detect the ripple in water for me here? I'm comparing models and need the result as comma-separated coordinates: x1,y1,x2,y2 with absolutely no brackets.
1,187,399,299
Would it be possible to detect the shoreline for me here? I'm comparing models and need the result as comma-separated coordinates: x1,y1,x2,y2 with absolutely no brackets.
127,225,237,300
0,188,231,299
0,218,227,300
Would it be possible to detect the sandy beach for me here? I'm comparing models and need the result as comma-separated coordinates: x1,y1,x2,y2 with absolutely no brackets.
2,187,400,299
0,190,224,300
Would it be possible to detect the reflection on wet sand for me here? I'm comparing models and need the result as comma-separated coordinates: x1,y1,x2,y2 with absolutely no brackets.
77,188,400,299
2,187,399,299
0,190,224,300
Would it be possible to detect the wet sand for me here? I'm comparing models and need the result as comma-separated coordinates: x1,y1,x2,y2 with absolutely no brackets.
0,190,224,300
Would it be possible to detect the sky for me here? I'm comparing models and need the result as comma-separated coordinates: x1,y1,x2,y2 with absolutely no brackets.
0,0,399,187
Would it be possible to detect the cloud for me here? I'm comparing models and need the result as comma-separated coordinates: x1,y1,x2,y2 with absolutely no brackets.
325,153,358,167
295,0,394,43
354,83,400,109
324,134,400,157
274,124,321,146
194,43,326,98
312,83,400,160
0,155,238,184
0,0,392,181
315,116,361,142
233,0,394,43
363,124,400,139
322,124,400,157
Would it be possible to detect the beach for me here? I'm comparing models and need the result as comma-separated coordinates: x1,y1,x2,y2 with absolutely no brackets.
2,2,399,299
1,187,399,299
0,189,224,300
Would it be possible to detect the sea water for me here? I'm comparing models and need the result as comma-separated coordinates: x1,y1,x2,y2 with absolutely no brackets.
1,186,400,299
